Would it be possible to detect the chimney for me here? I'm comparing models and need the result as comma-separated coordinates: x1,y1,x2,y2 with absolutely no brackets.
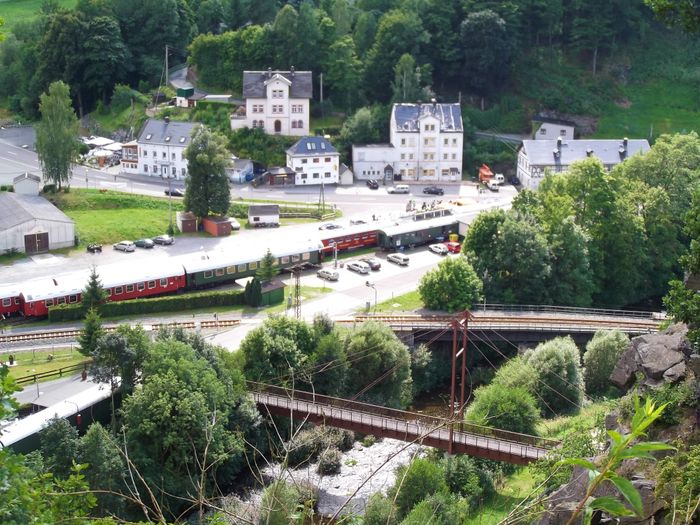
266,67,272,79
586,147,594,157
553,148,560,158
431,97,436,108
290,66,295,77
623,137,628,148
164,116,170,124
556,136,562,148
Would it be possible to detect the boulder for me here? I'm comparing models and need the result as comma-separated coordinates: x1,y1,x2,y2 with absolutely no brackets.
688,354,700,378
610,324,690,390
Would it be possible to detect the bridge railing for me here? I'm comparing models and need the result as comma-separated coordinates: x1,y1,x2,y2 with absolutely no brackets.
248,382,559,450
477,303,663,320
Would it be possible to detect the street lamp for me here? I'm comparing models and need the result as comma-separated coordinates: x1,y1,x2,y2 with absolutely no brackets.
162,171,175,233
365,281,377,312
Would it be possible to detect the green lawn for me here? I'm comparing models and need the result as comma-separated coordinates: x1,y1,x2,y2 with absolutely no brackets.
0,0,77,28
464,468,536,525
373,290,423,312
91,103,149,136
4,348,89,382
594,79,700,140
310,114,345,131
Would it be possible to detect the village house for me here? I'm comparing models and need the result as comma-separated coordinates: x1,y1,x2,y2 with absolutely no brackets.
230,69,312,136
286,136,340,186
352,100,463,182
517,137,651,190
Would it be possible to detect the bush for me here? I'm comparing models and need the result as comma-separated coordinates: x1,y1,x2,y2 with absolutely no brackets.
522,337,584,417
390,458,447,519
259,480,299,525
418,257,482,313
465,384,541,436
285,427,354,467
48,289,244,322
0,185,14,192
317,447,342,475
583,330,629,396
363,493,397,525
444,455,493,503
361,434,377,447
646,380,697,427
42,184,57,193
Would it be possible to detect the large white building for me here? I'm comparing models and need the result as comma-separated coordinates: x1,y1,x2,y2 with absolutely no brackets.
352,101,463,183
122,118,199,180
230,69,312,136
517,137,651,190
286,136,340,185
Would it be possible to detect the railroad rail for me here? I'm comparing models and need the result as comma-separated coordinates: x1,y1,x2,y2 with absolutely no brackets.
250,382,559,465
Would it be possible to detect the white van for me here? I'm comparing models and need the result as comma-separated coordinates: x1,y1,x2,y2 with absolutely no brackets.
494,173,505,185
387,184,410,194
387,253,410,266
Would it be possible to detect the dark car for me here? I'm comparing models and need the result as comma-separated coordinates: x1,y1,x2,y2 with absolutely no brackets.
164,187,184,197
360,257,382,271
366,179,379,190
508,175,521,186
86,243,102,253
153,235,175,245
422,185,444,196
134,238,155,249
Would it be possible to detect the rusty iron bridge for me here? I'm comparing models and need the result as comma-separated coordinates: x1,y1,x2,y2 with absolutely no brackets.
250,382,560,465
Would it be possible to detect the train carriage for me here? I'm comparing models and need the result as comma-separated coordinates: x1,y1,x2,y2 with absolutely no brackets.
0,285,23,318
320,225,379,254
98,259,187,301
21,273,87,317
377,214,460,250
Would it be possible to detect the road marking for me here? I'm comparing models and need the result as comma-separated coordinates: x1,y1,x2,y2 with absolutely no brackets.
5,151,16,156
0,154,38,170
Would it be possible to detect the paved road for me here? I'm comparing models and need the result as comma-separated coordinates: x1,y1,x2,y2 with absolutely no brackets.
13,373,97,408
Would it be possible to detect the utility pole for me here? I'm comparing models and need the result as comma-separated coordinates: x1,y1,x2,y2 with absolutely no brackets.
292,265,302,320
165,45,169,86
318,180,326,217
319,73,324,117
448,311,471,454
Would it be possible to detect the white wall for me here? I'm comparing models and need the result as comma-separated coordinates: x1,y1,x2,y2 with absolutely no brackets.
534,123,575,140
137,143,189,180
288,153,339,185
0,220,74,253
352,145,397,180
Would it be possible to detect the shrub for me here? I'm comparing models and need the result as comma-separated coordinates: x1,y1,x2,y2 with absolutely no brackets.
42,183,57,193
646,380,697,427
390,458,447,519
444,455,493,503
48,289,244,322
491,355,538,393
363,493,397,525
418,256,482,312
465,384,541,436
656,444,700,524
259,480,299,525
317,447,342,475
285,427,354,467
361,434,376,447
522,337,584,416
583,330,629,396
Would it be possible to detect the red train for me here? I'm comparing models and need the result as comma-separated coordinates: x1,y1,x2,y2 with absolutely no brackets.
319,224,379,254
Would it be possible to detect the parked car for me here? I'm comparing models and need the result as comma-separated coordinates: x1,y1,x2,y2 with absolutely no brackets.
387,253,410,266
422,185,444,196
350,219,367,225
113,241,135,252
228,218,241,231
134,238,155,249
347,261,370,274
366,179,379,189
387,184,410,194
429,243,448,255
443,241,461,253
164,187,184,197
360,257,382,271
317,269,340,281
86,243,102,253
508,175,520,186
153,235,175,245
319,223,342,230
486,180,500,192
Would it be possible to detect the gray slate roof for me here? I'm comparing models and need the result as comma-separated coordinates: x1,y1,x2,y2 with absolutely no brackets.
137,119,199,147
13,173,41,184
0,192,73,230
521,139,650,167
242,70,313,99
248,204,280,216
287,136,337,156
393,103,463,132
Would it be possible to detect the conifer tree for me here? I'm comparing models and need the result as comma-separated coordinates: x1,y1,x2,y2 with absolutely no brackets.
256,249,279,283
78,308,104,357
81,266,106,311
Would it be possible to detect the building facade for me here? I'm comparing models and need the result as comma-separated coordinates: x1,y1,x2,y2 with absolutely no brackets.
531,116,576,140
230,69,312,136
286,136,340,185
128,118,199,180
517,138,651,190
352,102,463,182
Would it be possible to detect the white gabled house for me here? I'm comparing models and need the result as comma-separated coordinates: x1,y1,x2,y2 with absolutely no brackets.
230,69,312,136
286,136,340,186
125,118,199,180
517,137,651,191
352,100,463,182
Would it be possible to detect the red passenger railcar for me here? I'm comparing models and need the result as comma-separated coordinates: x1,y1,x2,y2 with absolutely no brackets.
320,225,379,255
99,260,186,302
21,274,85,317
0,285,23,318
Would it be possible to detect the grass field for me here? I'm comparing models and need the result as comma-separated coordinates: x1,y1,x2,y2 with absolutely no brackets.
3,348,89,382
373,290,423,312
0,0,77,29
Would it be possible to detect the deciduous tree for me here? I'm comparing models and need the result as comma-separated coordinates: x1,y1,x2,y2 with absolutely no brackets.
465,384,541,435
183,125,231,220
35,81,80,190
389,458,447,519
418,256,482,312
583,330,629,396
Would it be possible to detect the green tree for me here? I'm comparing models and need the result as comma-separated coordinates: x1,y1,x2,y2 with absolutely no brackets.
184,125,231,220
81,265,106,311
256,248,279,283
329,0,352,36
419,0,462,87
583,330,629,396
309,333,348,396
546,217,594,307
78,307,104,357
646,0,700,32
418,256,482,313
343,321,412,408
259,480,300,525
570,0,613,74
465,384,541,435
35,80,80,190
39,417,80,480
352,11,377,57
364,493,397,525
391,53,433,103
523,337,584,416
244,276,263,306
91,332,137,393
444,455,493,503
324,36,362,111
78,422,126,516
271,4,299,66
390,457,447,519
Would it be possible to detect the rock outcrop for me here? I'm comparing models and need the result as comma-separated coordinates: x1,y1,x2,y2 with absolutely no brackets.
610,323,691,390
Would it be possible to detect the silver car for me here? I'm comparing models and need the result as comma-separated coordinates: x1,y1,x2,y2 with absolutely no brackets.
317,269,340,281
113,240,135,252
347,261,370,274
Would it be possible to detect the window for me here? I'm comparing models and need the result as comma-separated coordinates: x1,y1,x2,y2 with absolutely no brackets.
160,278,168,287
291,121,298,128
444,138,449,146
325,157,331,163
409,154,414,160
400,154,405,160
451,153,456,160
227,266,236,274
171,153,176,160
324,172,331,177
296,120,303,128
137,282,145,291
115,286,123,295
272,89,283,98
215,268,224,277
560,129,567,136
441,169,449,177
313,173,319,178
45,299,54,308
181,168,187,177
152,165,157,173
107,289,113,297
126,284,134,293
204,271,213,279
452,138,457,146
144,165,149,173
302,252,310,261
272,105,283,113
292,104,302,113
238,264,246,272
539,127,547,135
249,261,258,270
291,254,300,262
2,298,11,307
68,295,78,303
171,167,176,175
253,104,263,113
301,173,307,179
280,256,290,264
401,138,406,146
443,154,448,160
148,281,156,289
302,159,307,164
295,167,303,172
313,158,319,163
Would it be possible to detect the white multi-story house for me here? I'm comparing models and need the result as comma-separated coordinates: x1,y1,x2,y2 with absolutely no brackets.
124,118,199,180
517,137,651,191
531,115,576,140
230,69,312,136
352,101,463,182
286,136,339,185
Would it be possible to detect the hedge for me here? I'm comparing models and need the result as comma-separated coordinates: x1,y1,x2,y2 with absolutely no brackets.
48,289,244,322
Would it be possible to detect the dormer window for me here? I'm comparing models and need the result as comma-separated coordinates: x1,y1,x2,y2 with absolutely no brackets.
165,136,171,142
145,134,152,140
179,137,186,143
